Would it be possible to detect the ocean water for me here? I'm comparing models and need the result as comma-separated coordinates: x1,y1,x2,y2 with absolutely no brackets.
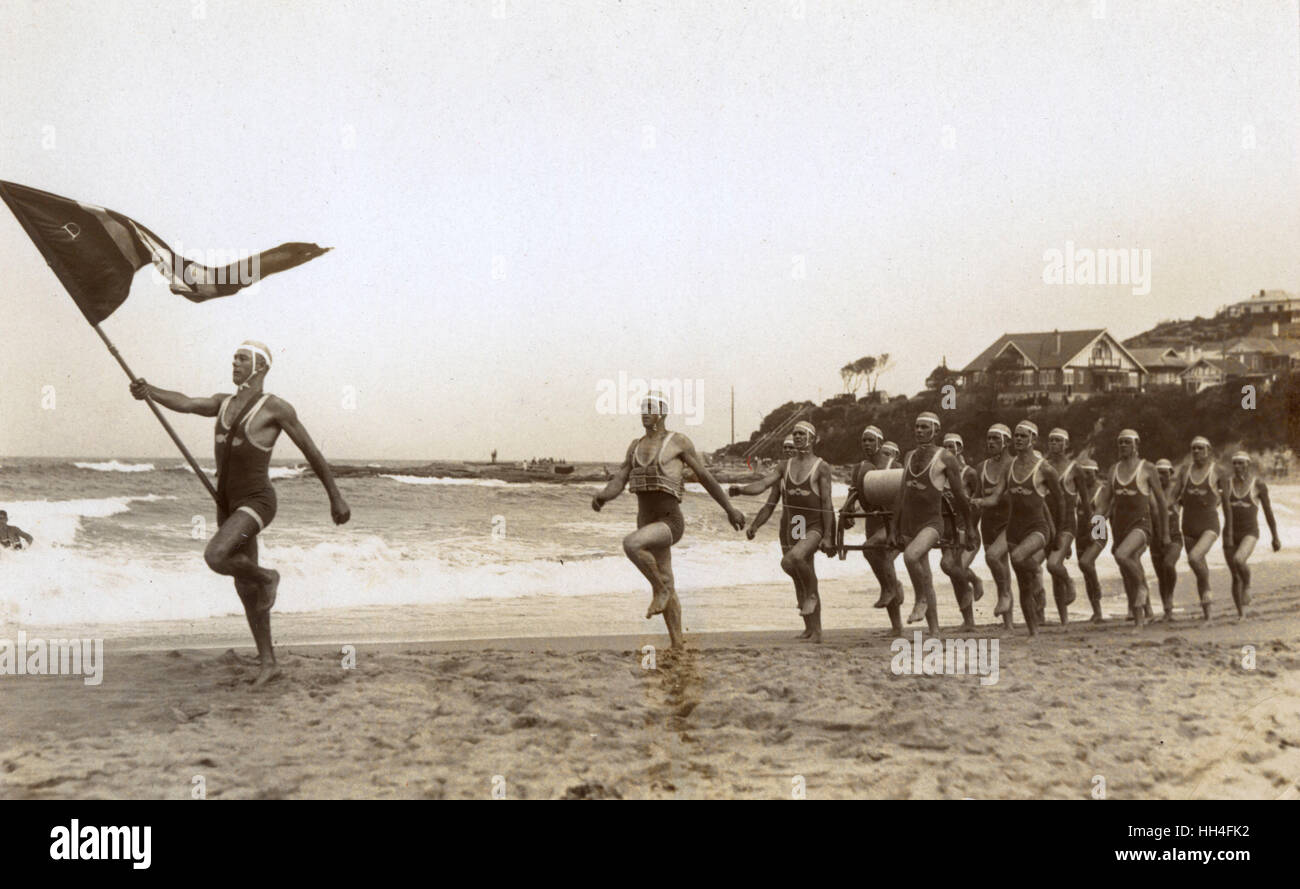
2,457,1298,640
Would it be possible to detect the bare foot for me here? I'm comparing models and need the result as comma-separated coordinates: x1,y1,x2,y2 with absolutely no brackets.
257,570,280,614
1090,612,1104,624
872,589,891,608
957,621,977,633
907,599,928,623
646,587,671,617
1162,611,1176,622
799,594,818,617
250,663,282,688
806,629,822,644
993,593,1013,616
970,577,985,602
795,629,813,639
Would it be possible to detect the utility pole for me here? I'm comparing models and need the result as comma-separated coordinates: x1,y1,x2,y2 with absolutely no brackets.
730,386,735,446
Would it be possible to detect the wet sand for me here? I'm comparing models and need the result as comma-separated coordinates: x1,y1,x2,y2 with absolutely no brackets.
1,562,1297,799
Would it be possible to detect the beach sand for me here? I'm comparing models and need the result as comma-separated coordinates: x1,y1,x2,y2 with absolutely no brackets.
1,562,1297,800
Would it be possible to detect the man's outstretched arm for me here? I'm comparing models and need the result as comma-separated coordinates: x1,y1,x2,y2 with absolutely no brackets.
268,398,350,524
129,379,224,416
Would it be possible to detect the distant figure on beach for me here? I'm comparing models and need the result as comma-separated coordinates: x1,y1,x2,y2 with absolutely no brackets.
591,392,744,649
839,425,904,635
1224,452,1281,620
976,424,1015,628
0,510,34,550
745,422,835,642
490,449,497,464
889,412,976,635
131,340,351,687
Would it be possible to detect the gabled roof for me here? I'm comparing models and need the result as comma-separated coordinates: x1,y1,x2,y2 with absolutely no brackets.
1181,356,1252,377
1128,347,1186,369
1224,337,1280,354
961,329,1106,374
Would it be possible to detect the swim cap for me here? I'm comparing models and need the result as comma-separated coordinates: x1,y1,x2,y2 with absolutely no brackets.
782,436,795,447
942,433,963,448
236,340,272,372
792,420,816,437
988,423,1012,440
1191,436,1211,449
1048,428,1069,441
1117,429,1139,442
916,411,941,428
881,441,900,456
1155,458,1173,471
861,425,883,442
1015,420,1038,437
640,392,669,415
1077,458,1099,471
1232,451,1250,463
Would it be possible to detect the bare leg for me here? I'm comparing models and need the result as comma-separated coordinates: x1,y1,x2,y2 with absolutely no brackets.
783,543,812,637
940,547,975,631
902,527,942,634
1045,533,1076,625
1185,530,1217,620
623,523,675,618
1113,530,1150,632
1231,535,1259,619
652,545,685,649
207,514,279,686
1078,541,1105,622
1159,540,1181,620
782,532,824,641
985,530,1013,620
1009,533,1047,636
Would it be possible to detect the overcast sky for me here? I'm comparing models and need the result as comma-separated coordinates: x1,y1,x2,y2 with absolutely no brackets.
1,0,1297,462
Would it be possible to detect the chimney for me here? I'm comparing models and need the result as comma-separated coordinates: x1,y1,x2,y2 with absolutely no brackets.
1054,329,1061,353
1273,321,1280,338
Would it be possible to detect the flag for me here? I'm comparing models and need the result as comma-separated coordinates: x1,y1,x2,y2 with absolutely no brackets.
0,180,329,324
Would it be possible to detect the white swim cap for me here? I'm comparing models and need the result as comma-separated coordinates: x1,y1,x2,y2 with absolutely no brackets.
1048,428,1069,441
1118,429,1139,442
861,425,883,442
1232,451,1250,463
793,421,816,437
943,433,963,448
640,392,669,415
988,423,1012,440
1155,458,1173,471
916,411,941,429
236,340,272,372
1191,436,1211,449
1015,420,1038,437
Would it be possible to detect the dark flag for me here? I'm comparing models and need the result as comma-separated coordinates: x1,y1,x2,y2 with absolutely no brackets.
0,180,329,324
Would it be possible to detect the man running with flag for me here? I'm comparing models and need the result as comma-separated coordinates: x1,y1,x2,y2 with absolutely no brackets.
131,341,351,686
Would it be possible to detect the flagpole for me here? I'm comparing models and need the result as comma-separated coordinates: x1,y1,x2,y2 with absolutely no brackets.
91,323,220,503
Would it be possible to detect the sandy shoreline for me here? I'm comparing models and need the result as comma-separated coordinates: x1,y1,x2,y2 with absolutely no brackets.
2,561,1298,799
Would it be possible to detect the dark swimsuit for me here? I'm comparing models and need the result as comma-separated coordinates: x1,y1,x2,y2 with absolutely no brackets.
781,457,826,546
214,393,278,529
1006,456,1051,547
1228,477,1261,540
628,433,686,544
898,448,946,540
1109,461,1152,553
1180,465,1222,540
978,459,1011,548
